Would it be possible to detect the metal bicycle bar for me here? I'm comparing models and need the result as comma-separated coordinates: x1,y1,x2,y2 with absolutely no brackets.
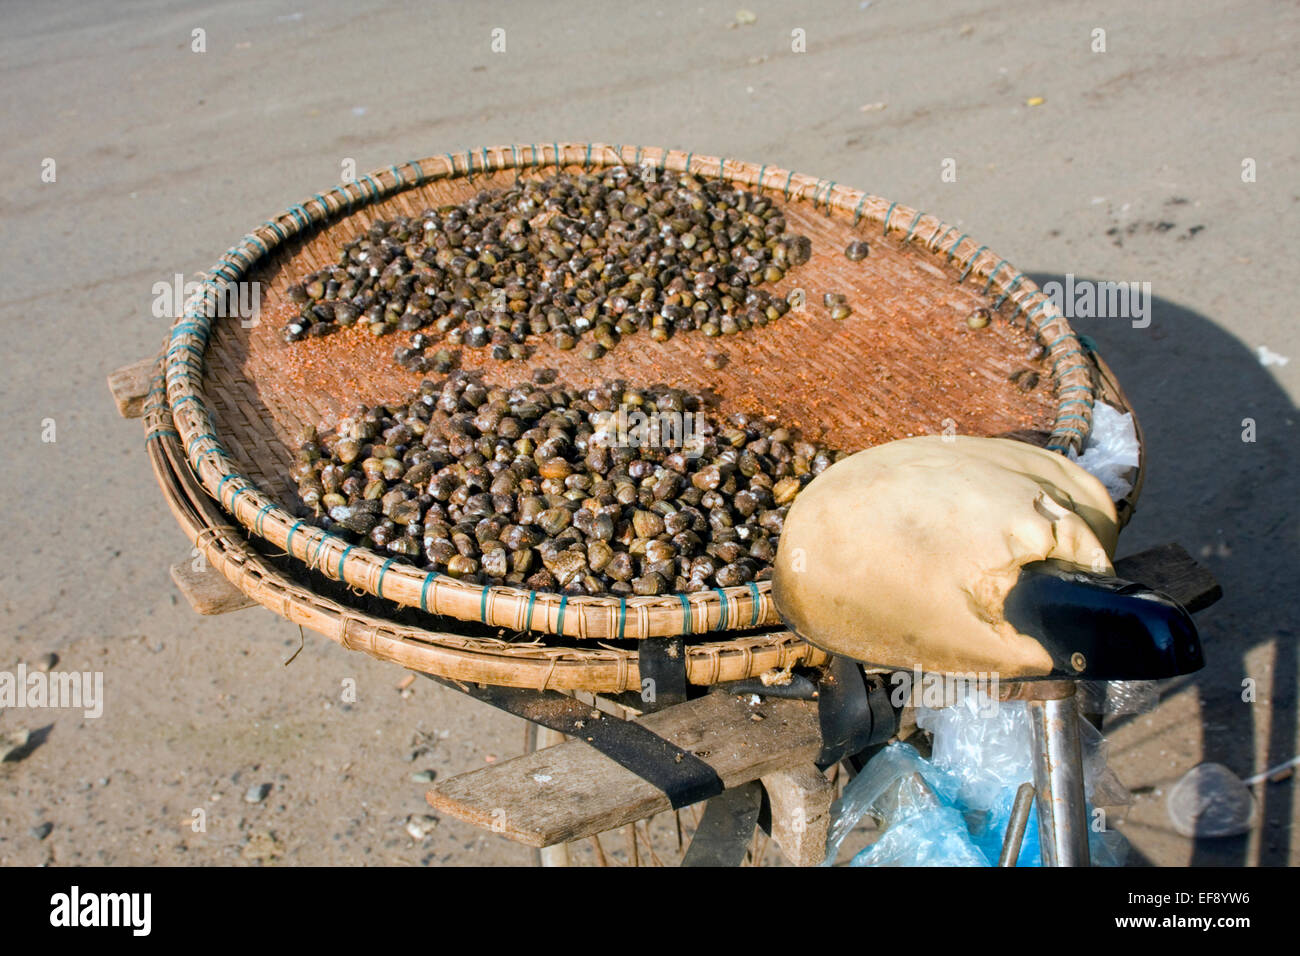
1024,682,1091,866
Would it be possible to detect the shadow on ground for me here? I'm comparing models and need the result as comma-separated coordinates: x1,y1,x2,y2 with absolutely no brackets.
1030,273,1297,866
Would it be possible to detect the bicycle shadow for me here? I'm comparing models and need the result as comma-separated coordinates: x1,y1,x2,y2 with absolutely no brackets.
1029,273,1297,867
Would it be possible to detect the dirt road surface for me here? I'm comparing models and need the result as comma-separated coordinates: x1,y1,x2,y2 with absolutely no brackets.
1,0,1295,866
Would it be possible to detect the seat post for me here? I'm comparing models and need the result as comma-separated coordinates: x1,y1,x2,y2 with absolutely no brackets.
1005,680,1091,867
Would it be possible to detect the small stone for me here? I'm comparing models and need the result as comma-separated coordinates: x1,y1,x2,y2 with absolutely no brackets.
405,814,439,840
244,782,272,804
241,830,284,861
1,729,30,762
30,822,53,840
410,769,437,783
34,652,58,673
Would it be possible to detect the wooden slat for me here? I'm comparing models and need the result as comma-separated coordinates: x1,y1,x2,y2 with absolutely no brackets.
760,764,836,867
1113,543,1221,612
427,692,822,848
534,726,572,865
170,560,257,615
107,356,157,419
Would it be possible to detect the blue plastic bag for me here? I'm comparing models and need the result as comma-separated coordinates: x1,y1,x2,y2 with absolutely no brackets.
826,689,1129,866
826,742,990,866
850,801,990,866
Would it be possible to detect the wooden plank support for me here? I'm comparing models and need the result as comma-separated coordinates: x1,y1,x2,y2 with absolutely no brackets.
170,559,257,615
107,356,159,419
760,764,836,867
534,727,572,866
427,691,823,848
1112,543,1222,612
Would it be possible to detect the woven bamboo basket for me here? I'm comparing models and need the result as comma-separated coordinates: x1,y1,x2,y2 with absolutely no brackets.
157,143,1142,654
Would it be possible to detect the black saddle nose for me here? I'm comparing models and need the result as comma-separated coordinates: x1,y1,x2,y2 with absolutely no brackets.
1002,559,1205,680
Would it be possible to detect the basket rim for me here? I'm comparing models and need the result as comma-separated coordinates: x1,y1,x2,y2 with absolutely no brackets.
163,142,1101,643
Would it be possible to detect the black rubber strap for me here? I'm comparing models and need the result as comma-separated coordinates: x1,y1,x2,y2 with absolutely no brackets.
636,635,688,711
422,675,722,808
816,657,897,766
680,781,763,866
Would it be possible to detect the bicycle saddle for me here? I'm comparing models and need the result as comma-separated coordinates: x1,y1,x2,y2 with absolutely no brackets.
771,436,1203,680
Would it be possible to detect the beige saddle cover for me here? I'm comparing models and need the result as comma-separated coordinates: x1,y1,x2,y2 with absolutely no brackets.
772,436,1118,678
